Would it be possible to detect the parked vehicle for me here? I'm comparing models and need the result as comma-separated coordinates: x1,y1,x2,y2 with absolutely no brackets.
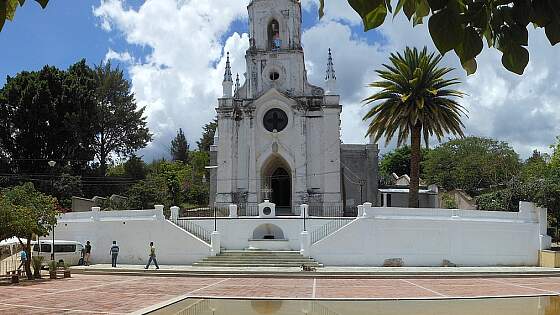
31,241,84,266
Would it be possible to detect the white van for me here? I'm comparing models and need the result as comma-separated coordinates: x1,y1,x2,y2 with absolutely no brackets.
32,240,84,266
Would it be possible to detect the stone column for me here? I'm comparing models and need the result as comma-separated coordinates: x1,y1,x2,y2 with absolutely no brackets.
229,204,238,218
91,207,100,221
357,205,364,217
211,231,221,256
300,231,311,257
300,204,309,218
170,206,180,222
363,202,374,218
154,205,164,220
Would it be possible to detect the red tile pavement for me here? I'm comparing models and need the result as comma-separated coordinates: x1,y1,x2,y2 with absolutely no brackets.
1,274,560,314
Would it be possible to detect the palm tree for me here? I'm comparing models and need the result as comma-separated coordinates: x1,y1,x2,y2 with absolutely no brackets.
363,47,467,208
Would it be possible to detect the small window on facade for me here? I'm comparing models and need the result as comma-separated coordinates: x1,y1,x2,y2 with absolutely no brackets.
269,71,280,81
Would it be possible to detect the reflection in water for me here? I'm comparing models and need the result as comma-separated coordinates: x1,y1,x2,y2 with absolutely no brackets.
149,296,560,315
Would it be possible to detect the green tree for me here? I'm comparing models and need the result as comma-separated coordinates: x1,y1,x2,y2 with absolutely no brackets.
170,128,190,163
0,61,98,175
123,154,147,180
319,0,560,75
521,150,550,181
53,173,83,209
363,47,466,207
1,0,49,32
551,136,560,169
93,62,152,176
423,137,521,195
0,183,58,279
197,119,217,152
379,145,430,178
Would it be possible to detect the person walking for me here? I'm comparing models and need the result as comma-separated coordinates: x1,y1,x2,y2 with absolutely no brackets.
110,241,119,268
84,241,92,266
17,249,28,271
145,242,159,270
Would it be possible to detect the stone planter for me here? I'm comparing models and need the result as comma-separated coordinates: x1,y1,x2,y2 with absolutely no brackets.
63,270,71,278
539,250,560,268
49,271,57,280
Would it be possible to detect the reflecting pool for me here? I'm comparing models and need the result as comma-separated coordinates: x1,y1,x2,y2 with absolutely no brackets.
148,296,560,315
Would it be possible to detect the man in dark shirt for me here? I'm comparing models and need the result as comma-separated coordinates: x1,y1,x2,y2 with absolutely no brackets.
84,241,92,266
110,241,119,268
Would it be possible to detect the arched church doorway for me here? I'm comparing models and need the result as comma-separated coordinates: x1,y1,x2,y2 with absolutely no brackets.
261,155,292,215
270,167,291,208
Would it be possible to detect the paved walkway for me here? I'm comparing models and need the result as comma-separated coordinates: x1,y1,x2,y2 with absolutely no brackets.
2,274,560,314
73,264,560,278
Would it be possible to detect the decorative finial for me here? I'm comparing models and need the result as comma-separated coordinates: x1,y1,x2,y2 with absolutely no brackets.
325,48,337,95
326,48,336,81
234,73,240,95
224,52,233,82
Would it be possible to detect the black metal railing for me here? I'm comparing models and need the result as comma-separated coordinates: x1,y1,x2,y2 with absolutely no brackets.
181,206,229,218
310,217,355,244
174,219,212,244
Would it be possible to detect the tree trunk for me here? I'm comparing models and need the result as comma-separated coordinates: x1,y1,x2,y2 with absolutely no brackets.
408,124,422,208
24,240,33,280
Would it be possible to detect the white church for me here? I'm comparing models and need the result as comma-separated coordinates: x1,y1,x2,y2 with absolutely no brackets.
209,0,378,215
49,0,551,269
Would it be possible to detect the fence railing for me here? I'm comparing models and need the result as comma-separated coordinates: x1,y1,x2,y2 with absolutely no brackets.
181,207,229,218
308,204,358,217
174,219,212,244
310,217,355,244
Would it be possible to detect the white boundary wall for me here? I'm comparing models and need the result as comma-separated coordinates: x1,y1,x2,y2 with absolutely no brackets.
311,202,551,266
50,202,551,266
51,207,211,265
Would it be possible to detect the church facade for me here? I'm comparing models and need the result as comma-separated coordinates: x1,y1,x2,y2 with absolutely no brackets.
209,0,378,214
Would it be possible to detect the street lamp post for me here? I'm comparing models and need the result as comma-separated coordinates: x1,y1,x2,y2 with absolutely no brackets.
48,160,56,262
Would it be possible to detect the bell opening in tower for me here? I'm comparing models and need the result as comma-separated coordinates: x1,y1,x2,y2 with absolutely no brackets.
268,19,281,51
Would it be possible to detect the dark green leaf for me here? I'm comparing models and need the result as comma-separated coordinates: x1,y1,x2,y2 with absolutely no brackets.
34,0,48,9
394,0,405,16
461,59,477,75
512,0,530,26
385,0,392,14
545,20,560,45
349,0,387,31
0,1,5,32
426,0,448,11
469,3,489,30
319,0,325,18
428,9,463,54
403,0,416,20
416,0,431,19
501,45,529,75
455,27,483,62
18,0,25,6
6,0,18,21
531,0,552,27
506,24,529,46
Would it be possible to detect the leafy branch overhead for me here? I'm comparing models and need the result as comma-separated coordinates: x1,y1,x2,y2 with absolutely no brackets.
0,0,49,32
319,0,560,75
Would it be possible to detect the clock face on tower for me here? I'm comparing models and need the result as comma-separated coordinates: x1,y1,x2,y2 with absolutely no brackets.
263,108,288,132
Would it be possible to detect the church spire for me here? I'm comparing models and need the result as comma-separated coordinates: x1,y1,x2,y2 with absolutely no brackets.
234,73,240,96
222,52,233,98
325,48,337,95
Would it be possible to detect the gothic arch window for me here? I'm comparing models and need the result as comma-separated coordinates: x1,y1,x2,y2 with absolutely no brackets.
268,19,281,50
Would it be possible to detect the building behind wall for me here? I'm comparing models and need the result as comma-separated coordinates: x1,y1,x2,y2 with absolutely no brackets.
208,0,378,213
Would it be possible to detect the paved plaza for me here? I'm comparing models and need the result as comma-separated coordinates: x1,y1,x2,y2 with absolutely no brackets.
2,274,560,314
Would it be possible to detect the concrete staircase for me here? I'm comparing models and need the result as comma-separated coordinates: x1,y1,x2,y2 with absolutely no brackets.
193,250,323,268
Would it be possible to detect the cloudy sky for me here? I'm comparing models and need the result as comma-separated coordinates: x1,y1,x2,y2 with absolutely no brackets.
2,0,559,160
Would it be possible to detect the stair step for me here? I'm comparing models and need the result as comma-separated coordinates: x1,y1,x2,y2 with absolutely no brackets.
193,263,323,267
